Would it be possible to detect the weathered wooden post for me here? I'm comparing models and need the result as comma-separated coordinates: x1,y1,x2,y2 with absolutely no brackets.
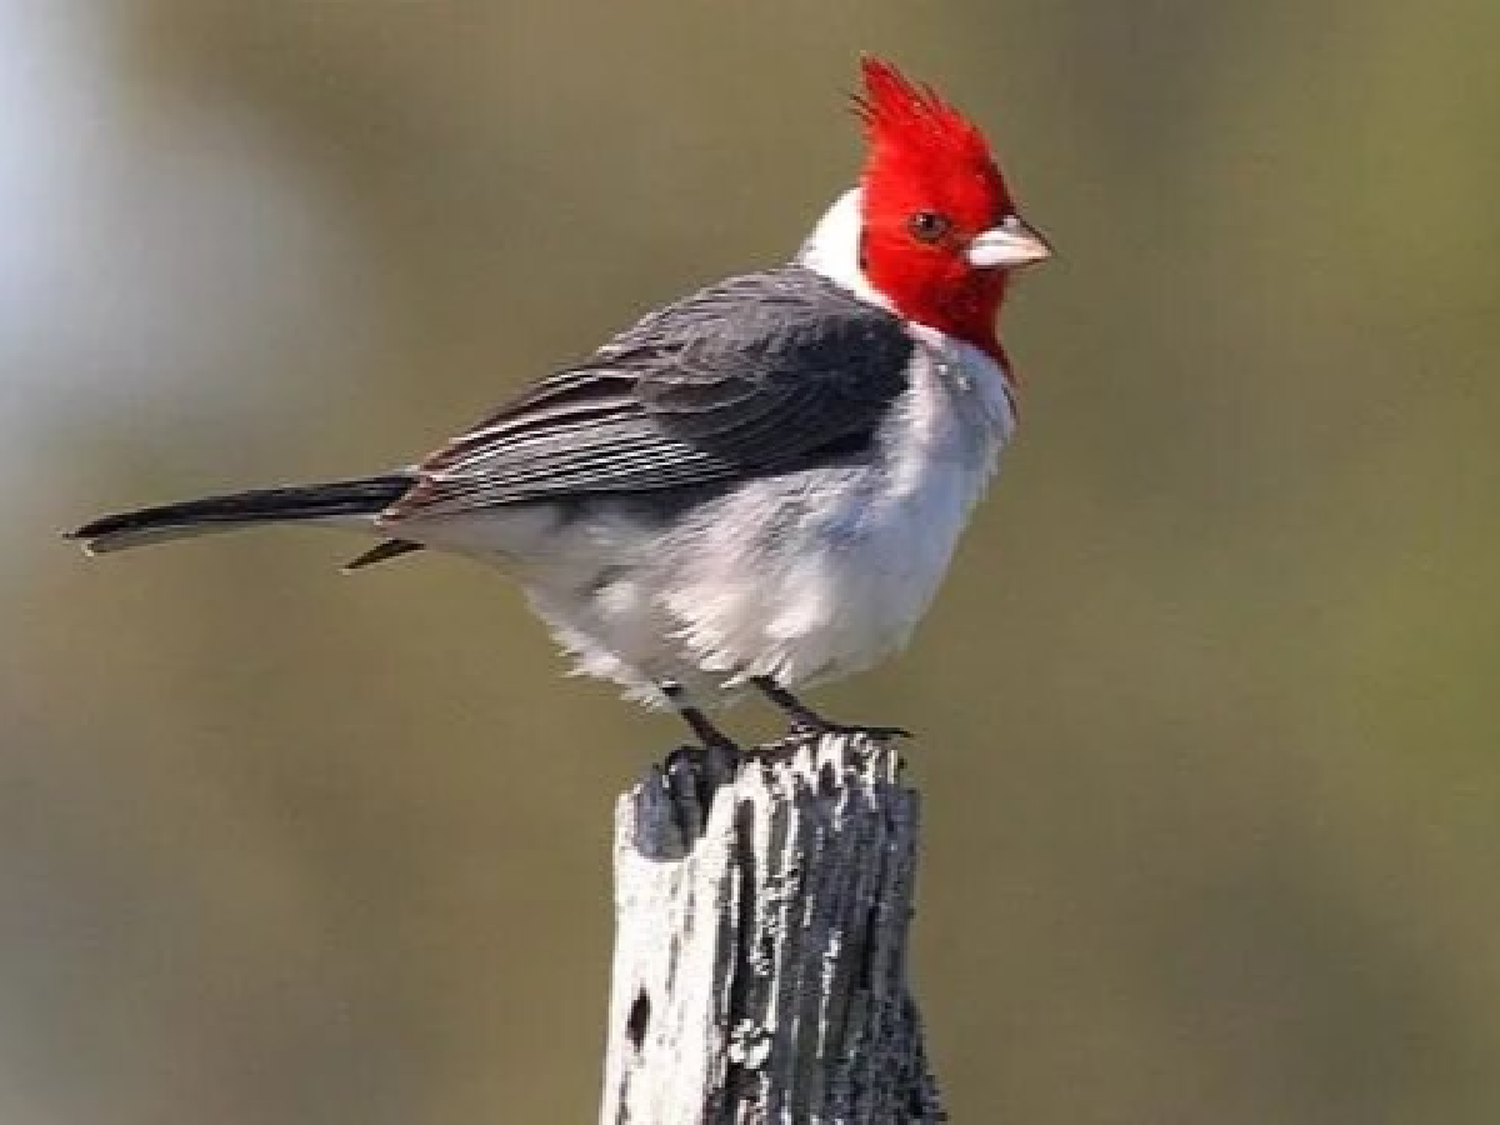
600,731,944,1124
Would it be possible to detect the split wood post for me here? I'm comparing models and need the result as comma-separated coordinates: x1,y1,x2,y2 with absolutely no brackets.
600,731,944,1124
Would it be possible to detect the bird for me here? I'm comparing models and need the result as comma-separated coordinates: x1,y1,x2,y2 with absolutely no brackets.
68,57,1051,750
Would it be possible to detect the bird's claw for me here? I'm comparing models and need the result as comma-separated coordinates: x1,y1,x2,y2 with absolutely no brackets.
758,720,912,755
791,719,912,740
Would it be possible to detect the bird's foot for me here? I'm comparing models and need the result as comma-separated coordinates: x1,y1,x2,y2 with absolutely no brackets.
680,719,741,761
664,734,739,770
748,675,911,746
658,738,739,846
771,718,913,749
789,718,912,740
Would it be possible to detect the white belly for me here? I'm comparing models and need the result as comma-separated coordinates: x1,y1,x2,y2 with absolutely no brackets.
417,334,1014,706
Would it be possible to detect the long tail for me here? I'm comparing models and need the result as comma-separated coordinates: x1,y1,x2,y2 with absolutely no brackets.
68,474,413,555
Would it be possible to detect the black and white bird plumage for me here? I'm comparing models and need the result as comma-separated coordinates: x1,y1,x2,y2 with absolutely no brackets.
390,266,916,520
70,191,1015,709
70,56,1050,733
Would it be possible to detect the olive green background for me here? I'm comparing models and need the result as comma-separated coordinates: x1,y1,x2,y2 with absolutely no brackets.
5,2,1498,1121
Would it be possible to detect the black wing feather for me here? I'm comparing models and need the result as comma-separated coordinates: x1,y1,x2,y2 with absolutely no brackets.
387,267,913,520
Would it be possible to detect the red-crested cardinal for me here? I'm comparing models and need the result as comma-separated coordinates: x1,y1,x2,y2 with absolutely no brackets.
69,58,1050,747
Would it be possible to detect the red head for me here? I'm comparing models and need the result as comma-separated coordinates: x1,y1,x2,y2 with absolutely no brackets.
855,58,1049,365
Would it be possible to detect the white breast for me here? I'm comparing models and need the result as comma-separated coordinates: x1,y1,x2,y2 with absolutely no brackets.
654,325,1015,695
418,330,1013,706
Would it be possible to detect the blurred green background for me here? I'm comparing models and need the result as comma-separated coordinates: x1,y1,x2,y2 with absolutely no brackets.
5,1,1499,1121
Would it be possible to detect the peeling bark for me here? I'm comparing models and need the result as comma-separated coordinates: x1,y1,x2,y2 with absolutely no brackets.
601,732,943,1124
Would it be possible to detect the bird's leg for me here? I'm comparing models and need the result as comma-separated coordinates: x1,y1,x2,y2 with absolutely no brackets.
660,680,739,756
750,676,911,740
657,681,739,838
750,676,829,730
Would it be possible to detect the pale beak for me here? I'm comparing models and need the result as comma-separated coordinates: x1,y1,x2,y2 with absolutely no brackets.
967,215,1052,269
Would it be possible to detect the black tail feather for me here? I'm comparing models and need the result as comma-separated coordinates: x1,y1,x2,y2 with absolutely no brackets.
69,474,412,554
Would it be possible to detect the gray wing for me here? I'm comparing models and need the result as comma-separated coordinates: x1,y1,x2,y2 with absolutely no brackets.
385,267,914,521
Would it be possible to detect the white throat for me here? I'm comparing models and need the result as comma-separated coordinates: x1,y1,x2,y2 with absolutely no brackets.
796,188,890,310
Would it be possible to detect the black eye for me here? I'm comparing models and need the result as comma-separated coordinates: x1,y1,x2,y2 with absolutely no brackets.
907,210,952,243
